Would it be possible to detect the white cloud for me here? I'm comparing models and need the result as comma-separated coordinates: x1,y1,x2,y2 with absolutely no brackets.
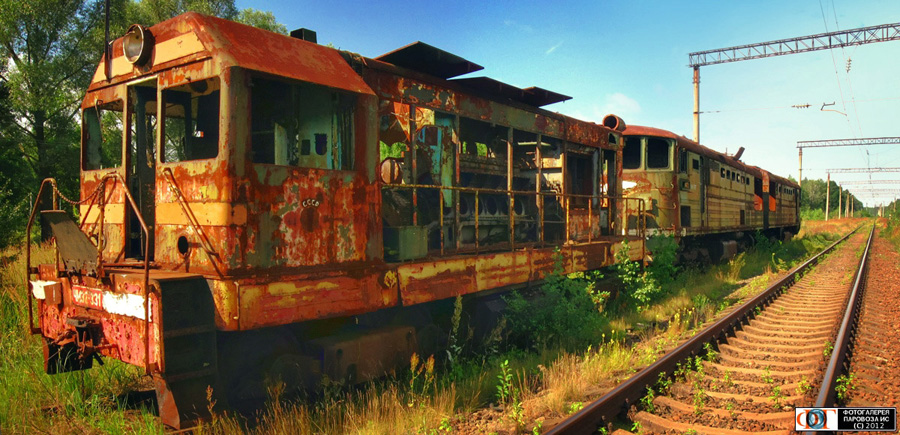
595,92,641,120
503,20,534,33
545,41,563,55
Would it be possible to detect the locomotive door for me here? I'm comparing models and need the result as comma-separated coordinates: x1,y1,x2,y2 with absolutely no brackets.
126,80,158,260
677,149,702,230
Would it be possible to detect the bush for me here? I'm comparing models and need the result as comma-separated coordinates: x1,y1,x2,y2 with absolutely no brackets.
646,235,679,284
504,249,606,350
614,240,662,309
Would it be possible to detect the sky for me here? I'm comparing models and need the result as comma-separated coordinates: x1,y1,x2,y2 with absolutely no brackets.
237,0,900,206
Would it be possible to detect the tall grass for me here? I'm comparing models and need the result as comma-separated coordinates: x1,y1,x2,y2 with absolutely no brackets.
0,244,158,434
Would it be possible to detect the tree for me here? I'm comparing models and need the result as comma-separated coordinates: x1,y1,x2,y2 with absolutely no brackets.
236,8,287,34
0,0,286,245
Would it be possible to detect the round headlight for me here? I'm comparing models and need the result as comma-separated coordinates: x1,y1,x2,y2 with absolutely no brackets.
123,24,154,66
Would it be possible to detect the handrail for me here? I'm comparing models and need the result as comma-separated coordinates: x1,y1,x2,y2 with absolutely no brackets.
25,174,155,374
161,167,217,256
25,179,59,334
382,182,646,259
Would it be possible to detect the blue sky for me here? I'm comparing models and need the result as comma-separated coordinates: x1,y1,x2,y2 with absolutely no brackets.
238,0,900,205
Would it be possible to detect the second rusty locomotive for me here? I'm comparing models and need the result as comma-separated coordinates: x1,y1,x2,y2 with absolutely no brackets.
621,125,800,260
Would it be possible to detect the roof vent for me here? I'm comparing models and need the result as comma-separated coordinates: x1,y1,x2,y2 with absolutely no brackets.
290,28,317,43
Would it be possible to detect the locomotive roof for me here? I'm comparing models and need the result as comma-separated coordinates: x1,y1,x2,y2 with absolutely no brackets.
87,13,624,151
624,125,800,189
88,12,374,96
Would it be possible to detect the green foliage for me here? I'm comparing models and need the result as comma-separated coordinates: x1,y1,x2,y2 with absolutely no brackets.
496,359,513,405
495,359,524,428
235,7,287,33
504,249,606,350
824,340,834,357
0,183,25,251
646,235,679,284
0,0,288,243
567,401,584,414
380,141,407,160
614,240,661,309
703,342,718,362
640,386,655,412
835,373,856,403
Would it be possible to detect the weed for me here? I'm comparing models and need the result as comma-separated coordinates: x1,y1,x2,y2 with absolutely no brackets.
631,420,643,434
724,369,733,386
598,427,609,435
797,376,812,395
496,359,514,405
684,429,699,435
754,305,762,316
532,418,544,435
496,359,524,429
655,372,672,394
640,386,655,412
439,416,453,432
824,340,834,357
769,385,784,409
703,342,718,362
567,401,585,414
692,388,707,415
762,366,774,384
725,400,736,418
835,373,856,402
615,240,661,308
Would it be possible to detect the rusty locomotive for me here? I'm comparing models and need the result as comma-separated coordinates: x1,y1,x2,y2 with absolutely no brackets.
24,13,800,428
26,13,654,427
620,125,800,260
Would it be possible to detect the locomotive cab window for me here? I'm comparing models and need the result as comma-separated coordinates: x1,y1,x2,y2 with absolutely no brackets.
623,136,641,169
646,137,671,169
161,78,220,162
251,76,356,170
83,100,124,170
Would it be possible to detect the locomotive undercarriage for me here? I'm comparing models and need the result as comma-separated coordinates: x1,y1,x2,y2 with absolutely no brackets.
34,260,508,428
676,226,799,264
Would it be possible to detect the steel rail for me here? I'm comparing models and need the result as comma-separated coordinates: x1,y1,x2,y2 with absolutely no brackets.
547,226,862,434
801,224,875,435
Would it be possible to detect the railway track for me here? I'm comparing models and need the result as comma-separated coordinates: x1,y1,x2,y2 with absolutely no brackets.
846,228,900,410
548,225,875,434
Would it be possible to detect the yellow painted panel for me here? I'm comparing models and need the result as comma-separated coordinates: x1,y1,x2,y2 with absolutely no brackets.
156,202,247,226
154,32,205,65
80,204,125,224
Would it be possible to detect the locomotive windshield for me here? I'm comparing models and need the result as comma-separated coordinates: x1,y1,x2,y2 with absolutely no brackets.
623,136,641,169
161,77,221,162
646,137,671,169
82,100,124,170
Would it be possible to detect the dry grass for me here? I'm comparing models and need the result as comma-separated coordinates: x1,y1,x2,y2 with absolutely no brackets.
1,219,850,434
